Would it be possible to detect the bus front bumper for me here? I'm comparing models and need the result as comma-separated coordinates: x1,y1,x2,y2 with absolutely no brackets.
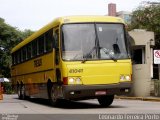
62,82,132,100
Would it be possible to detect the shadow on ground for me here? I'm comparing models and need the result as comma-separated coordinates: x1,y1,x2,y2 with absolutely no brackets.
14,97,126,109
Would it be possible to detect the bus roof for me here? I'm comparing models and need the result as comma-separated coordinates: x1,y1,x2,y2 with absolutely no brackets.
11,16,125,53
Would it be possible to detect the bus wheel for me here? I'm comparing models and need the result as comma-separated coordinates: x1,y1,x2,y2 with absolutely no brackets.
97,95,114,107
49,85,59,106
17,86,22,99
18,85,25,100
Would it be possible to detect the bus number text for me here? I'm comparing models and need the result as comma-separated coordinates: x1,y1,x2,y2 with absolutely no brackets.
69,69,83,73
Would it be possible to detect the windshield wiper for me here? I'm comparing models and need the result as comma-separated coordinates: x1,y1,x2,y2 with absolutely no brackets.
82,23,100,63
81,46,96,63
101,47,117,62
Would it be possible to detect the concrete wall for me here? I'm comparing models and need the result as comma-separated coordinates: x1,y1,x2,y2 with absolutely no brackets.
129,30,155,97
132,64,151,97
129,30,154,46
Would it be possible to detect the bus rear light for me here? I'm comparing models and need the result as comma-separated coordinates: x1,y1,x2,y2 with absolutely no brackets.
63,77,68,85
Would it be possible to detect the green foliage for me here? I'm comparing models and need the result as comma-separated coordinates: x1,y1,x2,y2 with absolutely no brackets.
0,18,34,77
21,29,34,39
3,82,13,94
128,1,160,48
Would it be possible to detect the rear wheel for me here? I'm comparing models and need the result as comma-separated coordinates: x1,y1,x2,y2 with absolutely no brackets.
17,84,27,100
17,85,22,99
98,95,114,107
17,85,25,99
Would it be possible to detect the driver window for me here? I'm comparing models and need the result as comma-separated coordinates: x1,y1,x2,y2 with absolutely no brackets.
54,30,59,48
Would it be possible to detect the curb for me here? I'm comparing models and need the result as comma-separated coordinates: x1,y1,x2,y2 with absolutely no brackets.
115,96,160,102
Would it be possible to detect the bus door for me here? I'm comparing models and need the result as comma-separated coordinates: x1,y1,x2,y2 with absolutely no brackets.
53,28,61,84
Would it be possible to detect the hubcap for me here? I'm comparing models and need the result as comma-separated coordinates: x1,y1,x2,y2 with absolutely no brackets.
18,88,21,97
51,86,58,102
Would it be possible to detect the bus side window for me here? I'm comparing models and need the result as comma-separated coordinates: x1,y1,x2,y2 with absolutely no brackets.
16,52,18,64
17,50,21,63
17,51,19,64
45,29,53,52
27,43,32,59
32,40,38,57
19,49,22,63
38,35,45,55
20,49,23,62
22,47,27,61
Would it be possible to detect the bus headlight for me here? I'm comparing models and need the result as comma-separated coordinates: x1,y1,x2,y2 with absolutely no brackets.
125,75,130,81
120,75,125,81
120,75,131,81
75,78,81,84
68,77,82,84
68,78,74,84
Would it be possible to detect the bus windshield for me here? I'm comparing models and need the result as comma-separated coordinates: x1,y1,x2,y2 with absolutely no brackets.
62,23,130,61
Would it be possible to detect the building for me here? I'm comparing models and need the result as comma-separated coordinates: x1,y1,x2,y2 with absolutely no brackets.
129,30,155,97
116,11,132,24
108,3,132,24
108,3,116,16
108,3,158,97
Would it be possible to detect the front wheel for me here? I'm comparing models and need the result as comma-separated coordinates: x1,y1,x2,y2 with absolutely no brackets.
49,84,60,106
97,95,114,107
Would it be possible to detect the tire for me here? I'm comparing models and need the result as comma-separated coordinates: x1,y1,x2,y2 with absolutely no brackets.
17,85,27,100
17,85,24,99
17,85,22,99
98,95,114,107
49,84,60,106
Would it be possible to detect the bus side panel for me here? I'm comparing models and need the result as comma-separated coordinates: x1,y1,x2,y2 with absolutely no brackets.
24,70,54,99
11,51,55,99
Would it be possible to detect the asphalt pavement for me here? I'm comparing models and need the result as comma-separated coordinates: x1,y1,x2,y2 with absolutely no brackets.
1,94,160,120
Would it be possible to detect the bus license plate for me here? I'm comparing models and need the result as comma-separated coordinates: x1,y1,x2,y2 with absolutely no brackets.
95,91,106,96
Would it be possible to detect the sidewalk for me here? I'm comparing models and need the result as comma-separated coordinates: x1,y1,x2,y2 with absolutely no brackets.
115,96,160,102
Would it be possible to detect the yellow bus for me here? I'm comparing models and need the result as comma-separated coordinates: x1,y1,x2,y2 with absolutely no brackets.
11,16,132,107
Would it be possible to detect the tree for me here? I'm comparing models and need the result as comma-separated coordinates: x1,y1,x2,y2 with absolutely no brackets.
128,1,160,48
21,29,34,40
0,18,34,77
